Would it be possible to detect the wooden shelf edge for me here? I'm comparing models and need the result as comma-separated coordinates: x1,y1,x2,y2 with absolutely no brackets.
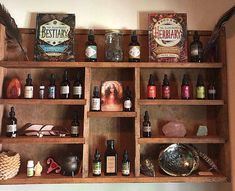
0,99,86,105
0,174,227,184
0,61,223,69
138,99,225,106
138,137,226,144
87,111,137,118
0,137,85,144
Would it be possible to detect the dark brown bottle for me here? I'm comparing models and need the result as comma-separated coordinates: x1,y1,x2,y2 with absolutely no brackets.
208,81,216,100
143,111,151,138
73,72,83,99
123,86,132,112
190,31,203,62
93,149,101,176
104,140,118,176
85,30,97,62
122,150,130,176
60,70,70,99
162,74,170,99
91,86,100,111
6,107,17,137
48,74,56,99
71,113,79,137
129,30,140,62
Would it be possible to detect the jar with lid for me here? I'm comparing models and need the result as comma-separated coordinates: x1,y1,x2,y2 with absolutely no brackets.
105,30,123,62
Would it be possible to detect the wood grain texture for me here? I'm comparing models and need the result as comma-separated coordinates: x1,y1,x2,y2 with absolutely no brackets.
0,25,6,61
87,111,137,118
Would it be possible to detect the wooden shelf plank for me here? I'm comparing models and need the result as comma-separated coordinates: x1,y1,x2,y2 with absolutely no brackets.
87,111,137,118
0,173,227,184
0,99,86,105
138,99,224,106
0,137,85,144
138,136,226,144
0,61,223,69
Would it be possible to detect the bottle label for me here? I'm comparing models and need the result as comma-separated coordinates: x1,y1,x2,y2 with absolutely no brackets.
48,86,56,99
7,124,17,133
129,46,140,59
71,126,79,135
93,162,101,175
106,156,116,173
208,89,216,94
124,100,132,109
162,86,170,99
191,45,199,56
122,162,130,175
24,86,33,98
147,86,157,98
181,85,190,99
85,45,97,59
27,167,34,177
73,86,82,96
91,98,100,111
197,86,205,99
143,125,151,133
60,86,69,95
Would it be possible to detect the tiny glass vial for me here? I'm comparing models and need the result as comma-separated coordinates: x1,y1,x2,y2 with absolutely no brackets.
39,83,45,99
27,160,34,177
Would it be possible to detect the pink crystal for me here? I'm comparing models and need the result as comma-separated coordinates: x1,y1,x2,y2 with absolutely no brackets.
162,121,187,137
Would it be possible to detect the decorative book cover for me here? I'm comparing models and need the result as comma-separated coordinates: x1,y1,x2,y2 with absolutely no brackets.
101,81,123,111
34,13,75,61
149,13,187,62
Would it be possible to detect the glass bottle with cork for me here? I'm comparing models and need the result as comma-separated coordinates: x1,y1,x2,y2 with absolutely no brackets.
6,107,17,138
104,140,118,176
147,74,157,99
93,149,101,176
85,30,97,62
91,86,101,111
60,70,70,99
24,74,33,99
128,30,140,62
143,111,151,138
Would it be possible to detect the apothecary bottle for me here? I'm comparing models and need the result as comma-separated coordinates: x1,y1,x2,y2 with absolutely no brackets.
24,74,33,99
6,107,17,137
60,70,70,99
91,86,100,111
181,74,190,99
162,74,170,99
129,30,140,62
93,149,101,176
104,140,118,176
48,74,56,99
196,75,205,99
105,30,123,62
143,111,151,138
85,30,97,62
71,113,79,137
147,74,157,99
190,31,203,62
73,72,83,99
123,86,132,112
208,80,216,100
122,150,130,176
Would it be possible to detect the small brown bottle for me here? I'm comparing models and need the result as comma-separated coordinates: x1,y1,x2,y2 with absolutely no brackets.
71,113,79,137
162,74,170,99
6,107,17,137
104,140,118,176
143,111,151,138
147,74,157,99
128,31,140,62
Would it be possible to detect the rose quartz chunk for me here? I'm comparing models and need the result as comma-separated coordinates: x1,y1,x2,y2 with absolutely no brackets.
162,121,187,137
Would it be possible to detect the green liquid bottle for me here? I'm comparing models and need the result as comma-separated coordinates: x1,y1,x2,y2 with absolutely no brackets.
93,149,101,176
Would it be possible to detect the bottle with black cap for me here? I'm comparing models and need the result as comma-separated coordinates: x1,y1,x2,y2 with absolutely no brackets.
73,72,83,99
91,86,100,111
85,30,97,62
6,107,17,137
143,111,151,138
122,150,130,176
162,74,170,99
104,140,118,176
147,74,157,99
60,70,70,99
129,30,140,62
24,74,33,99
123,86,132,112
93,149,101,176
71,113,79,137
48,74,56,99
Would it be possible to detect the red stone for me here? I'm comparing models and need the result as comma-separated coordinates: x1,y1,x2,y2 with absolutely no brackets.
6,78,22,98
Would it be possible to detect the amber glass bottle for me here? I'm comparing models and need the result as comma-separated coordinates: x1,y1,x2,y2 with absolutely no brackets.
143,111,151,138
104,140,118,176
6,107,17,137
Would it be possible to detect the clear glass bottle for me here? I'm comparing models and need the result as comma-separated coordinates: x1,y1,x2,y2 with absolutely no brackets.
190,31,203,62
105,30,123,62
104,140,118,176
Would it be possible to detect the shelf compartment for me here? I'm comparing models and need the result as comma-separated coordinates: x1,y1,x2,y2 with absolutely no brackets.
0,137,85,144
138,136,226,144
138,99,224,106
0,99,86,105
0,172,227,184
87,111,137,118
0,61,223,69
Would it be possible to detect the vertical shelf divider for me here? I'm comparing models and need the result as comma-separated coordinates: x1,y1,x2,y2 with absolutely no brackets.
0,24,5,61
82,67,91,177
135,67,141,176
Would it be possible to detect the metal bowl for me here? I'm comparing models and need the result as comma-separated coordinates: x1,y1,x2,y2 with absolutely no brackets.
158,144,199,176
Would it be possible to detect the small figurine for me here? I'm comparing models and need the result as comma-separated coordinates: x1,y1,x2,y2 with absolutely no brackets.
46,157,61,174
34,161,43,176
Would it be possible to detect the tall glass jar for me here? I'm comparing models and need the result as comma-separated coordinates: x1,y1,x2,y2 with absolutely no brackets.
105,30,123,62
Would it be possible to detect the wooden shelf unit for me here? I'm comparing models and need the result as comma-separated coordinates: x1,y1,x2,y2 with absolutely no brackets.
0,26,230,184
